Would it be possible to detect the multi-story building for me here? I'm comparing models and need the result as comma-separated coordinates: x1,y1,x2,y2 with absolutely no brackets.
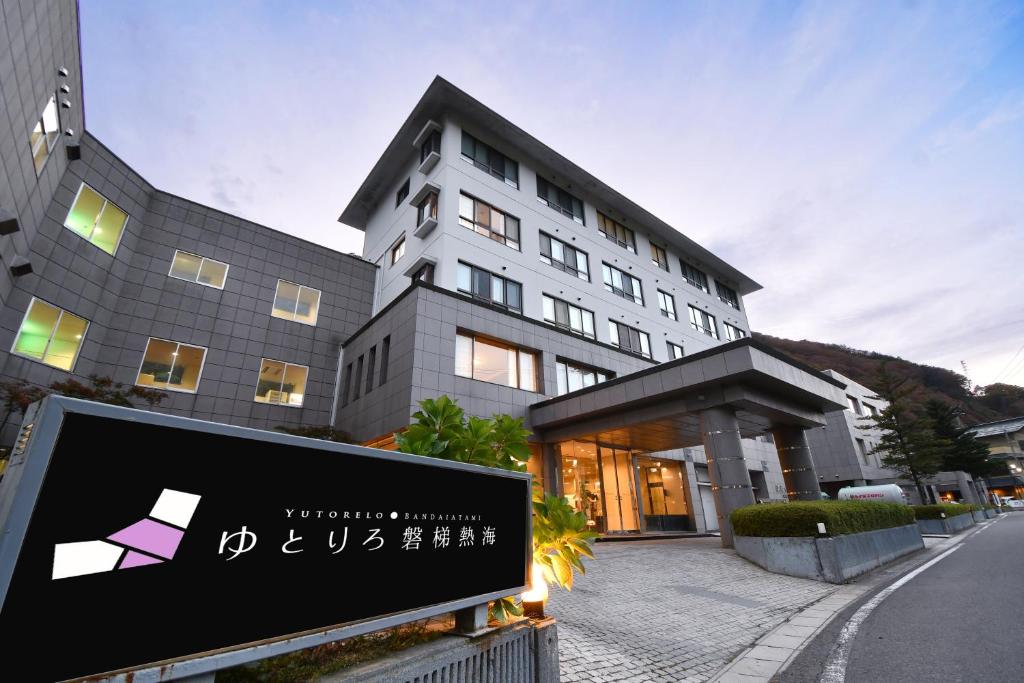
966,417,1024,500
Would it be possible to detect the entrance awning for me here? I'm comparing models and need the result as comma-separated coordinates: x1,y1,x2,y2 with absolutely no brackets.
530,338,847,451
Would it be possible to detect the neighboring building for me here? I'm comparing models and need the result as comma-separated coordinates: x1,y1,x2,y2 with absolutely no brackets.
966,417,1024,500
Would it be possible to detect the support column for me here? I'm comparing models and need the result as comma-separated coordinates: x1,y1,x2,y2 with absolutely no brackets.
700,407,755,548
772,425,822,501
955,471,978,504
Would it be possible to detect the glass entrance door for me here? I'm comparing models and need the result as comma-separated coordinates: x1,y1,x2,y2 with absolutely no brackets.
600,446,640,533
636,456,691,531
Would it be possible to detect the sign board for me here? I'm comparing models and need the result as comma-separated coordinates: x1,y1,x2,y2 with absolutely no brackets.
0,397,531,682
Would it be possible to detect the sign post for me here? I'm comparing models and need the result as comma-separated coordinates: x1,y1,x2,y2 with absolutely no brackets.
0,396,532,682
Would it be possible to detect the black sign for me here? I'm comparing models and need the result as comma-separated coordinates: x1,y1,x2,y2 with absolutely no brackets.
0,398,531,681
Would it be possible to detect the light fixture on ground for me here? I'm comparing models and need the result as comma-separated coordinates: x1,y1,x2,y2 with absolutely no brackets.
521,561,548,618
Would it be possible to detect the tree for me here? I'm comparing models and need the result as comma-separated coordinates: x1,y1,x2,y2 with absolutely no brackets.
861,364,945,504
924,399,996,478
274,425,353,443
50,375,167,409
0,380,48,445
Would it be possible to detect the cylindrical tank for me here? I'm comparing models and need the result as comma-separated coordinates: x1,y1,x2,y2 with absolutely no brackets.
837,484,908,504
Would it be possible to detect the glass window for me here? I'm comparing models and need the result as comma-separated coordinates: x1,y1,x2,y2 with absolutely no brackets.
169,250,228,289
724,322,747,341
597,212,636,253
30,95,60,174
608,321,651,358
457,193,520,250
454,332,538,391
657,290,677,320
716,280,741,310
688,305,719,339
390,237,406,266
12,298,88,371
254,358,309,407
602,263,644,305
379,336,391,386
555,360,612,396
272,280,321,326
680,260,709,293
536,176,585,224
667,342,685,360
461,131,519,188
341,363,353,406
64,184,128,255
651,243,670,271
136,338,206,393
543,294,595,338
539,232,589,281
416,191,438,225
456,262,522,313
365,346,377,395
353,355,364,400
420,129,441,164
395,178,409,207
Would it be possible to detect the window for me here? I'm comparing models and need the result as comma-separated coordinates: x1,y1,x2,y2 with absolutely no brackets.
254,359,308,407
543,294,596,338
11,298,87,371
680,260,709,293
416,191,438,226
657,290,677,320
30,95,60,174
651,243,670,271
136,338,207,393
724,322,747,341
455,332,537,391
365,346,377,395
458,193,520,250
461,131,519,188
64,183,128,255
272,280,321,325
341,363,353,406
395,178,410,207
688,305,718,338
602,263,644,305
539,232,589,281
168,250,228,289
379,336,391,386
864,403,878,417
716,280,741,310
856,438,870,465
555,359,613,395
390,237,406,266
847,395,861,414
536,176,585,224
353,355,364,400
411,262,434,284
667,341,685,360
420,129,441,164
457,262,522,312
597,212,636,253
608,321,651,358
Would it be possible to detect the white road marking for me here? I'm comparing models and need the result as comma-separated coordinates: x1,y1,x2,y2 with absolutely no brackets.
818,543,963,683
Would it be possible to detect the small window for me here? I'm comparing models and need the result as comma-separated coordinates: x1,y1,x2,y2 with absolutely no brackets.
12,298,88,371
395,178,410,207
365,346,377,395
847,395,861,414
536,177,585,224
461,131,519,188
602,263,644,306
254,359,309,407
168,250,228,289
379,336,391,386
64,183,128,256
420,129,441,164
390,237,406,266
864,403,878,417
657,290,677,320
724,322,746,341
667,341,685,360
543,294,596,339
598,212,636,253
687,305,718,339
457,262,522,313
856,438,870,464
30,95,60,174
136,338,207,393
416,191,438,226
651,243,670,271
455,332,538,391
411,262,434,284
341,363,353,407
458,193,520,250
555,359,613,395
680,260,709,293
716,280,741,310
608,321,651,358
353,355,365,400
272,280,321,326
539,232,589,281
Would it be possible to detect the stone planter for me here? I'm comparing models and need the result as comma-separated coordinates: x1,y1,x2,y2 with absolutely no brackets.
984,508,997,519
734,524,925,584
971,510,987,523
916,513,975,535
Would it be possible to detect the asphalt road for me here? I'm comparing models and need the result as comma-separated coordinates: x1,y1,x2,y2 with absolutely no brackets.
780,512,1024,683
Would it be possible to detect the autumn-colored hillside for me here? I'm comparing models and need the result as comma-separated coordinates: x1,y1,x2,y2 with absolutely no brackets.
753,333,1024,426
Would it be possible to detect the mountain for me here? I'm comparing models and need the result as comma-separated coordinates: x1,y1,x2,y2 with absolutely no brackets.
753,333,1024,425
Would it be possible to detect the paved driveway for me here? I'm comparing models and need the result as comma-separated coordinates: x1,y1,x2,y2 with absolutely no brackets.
547,537,837,683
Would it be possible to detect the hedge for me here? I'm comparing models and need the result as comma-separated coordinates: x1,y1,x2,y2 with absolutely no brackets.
912,503,975,520
730,501,915,538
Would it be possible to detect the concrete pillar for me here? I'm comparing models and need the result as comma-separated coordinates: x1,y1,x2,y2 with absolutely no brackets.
772,425,822,501
453,603,488,635
700,407,755,548
955,471,978,504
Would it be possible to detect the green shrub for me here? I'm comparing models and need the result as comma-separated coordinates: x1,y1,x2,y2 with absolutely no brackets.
912,503,974,519
730,501,915,538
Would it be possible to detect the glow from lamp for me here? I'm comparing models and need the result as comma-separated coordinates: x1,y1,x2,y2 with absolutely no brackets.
522,560,548,618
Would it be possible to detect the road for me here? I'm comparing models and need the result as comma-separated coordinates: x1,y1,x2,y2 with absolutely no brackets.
780,512,1024,683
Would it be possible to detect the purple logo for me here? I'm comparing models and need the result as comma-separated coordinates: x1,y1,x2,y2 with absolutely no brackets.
52,489,201,580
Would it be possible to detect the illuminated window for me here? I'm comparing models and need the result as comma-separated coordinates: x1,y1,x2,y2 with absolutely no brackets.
537,177,584,224
602,263,643,305
136,338,207,393
657,290,677,320
11,298,88,371
272,280,321,326
455,332,537,391
390,237,406,266
30,95,60,174
64,183,128,255
539,232,589,281
255,358,308,407
724,322,746,341
458,193,520,250
608,321,651,358
651,243,670,271
168,250,228,289
688,305,718,339
555,359,612,395
667,341,684,360
543,294,595,339
598,212,635,253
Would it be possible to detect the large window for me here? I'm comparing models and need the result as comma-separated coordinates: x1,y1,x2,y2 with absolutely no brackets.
254,359,308,407
597,212,636,253
536,177,585,224
651,243,670,271
556,359,613,395
602,263,644,305
169,250,228,289
657,290,677,320
64,184,128,256
543,294,596,338
136,338,207,393
455,332,537,391
30,95,60,174
457,262,522,312
272,280,321,326
458,193,520,250
667,341,685,360
539,232,589,281
724,322,747,342
461,131,519,188
680,260,709,293
716,280,741,310
11,298,87,371
688,305,718,339
609,321,651,358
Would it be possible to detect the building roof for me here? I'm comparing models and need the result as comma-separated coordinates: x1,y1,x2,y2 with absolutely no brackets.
338,76,762,295
966,416,1024,438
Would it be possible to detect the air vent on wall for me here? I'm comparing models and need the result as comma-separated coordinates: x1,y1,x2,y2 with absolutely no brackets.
9,256,33,277
0,208,20,235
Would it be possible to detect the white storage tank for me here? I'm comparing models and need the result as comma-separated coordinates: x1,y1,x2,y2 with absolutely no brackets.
837,484,908,505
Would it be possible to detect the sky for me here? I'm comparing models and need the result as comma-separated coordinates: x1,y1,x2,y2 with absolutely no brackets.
78,1,1024,388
